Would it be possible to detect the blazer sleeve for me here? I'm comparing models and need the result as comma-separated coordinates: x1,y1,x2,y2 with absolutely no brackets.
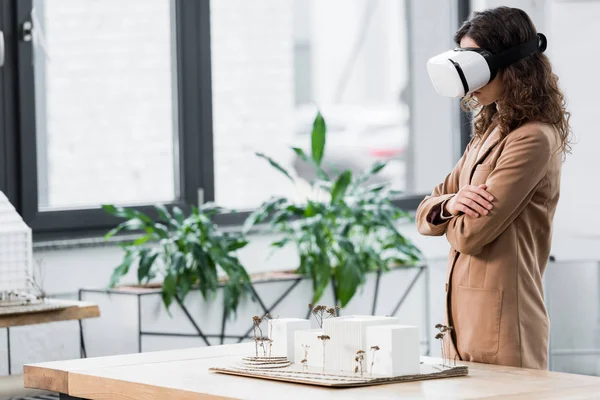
445,128,552,255
415,140,474,236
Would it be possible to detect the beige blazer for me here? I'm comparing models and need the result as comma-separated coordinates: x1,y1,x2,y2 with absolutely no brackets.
416,121,562,369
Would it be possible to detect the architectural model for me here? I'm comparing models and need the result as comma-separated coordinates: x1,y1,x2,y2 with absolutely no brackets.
210,305,468,388
0,191,34,306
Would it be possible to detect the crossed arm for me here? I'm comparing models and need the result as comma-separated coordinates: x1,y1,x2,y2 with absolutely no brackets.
415,128,552,256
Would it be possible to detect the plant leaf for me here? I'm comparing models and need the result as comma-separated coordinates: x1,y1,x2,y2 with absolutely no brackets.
310,229,332,304
243,197,287,234
331,170,352,204
311,111,326,166
133,233,153,246
153,223,170,239
271,237,290,249
172,207,185,225
227,238,248,252
104,218,146,239
242,208,262,235
366,160,388,176
312,255,331,304
102,204,119,216
162,270,178,309
304,201,319,217
292,147,329,181
218,256,251,318
115,206,154,225
193,244,218,299
155,204,172,222
108,251,135,288
200,202,225,217
256,153,294,182
292,147,310,163
335,254,363,307
170,252,186,274
138,249,158,283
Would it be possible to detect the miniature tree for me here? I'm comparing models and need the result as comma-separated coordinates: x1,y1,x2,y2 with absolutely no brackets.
435,332,445,366
369,345,380,376
435,323,454,367
309,304,338,328
354,350,366,376
300,344,310,369
317,334,331,372
252,315,262,357
267,314,275,358
252,313,272,357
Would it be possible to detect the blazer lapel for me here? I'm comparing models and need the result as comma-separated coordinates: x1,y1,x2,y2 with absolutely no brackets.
463,123,502,183
473,125,502,166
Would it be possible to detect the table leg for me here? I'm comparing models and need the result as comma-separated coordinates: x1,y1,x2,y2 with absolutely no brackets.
78,289,87,358
6,327,10,375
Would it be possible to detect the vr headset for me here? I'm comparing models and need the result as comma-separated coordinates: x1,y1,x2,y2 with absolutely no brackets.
427,33,547,97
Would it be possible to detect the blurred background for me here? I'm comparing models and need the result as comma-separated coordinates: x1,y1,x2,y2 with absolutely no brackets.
1,0,599,397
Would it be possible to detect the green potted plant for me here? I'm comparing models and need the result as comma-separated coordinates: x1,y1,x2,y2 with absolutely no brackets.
243,112,422,307
102,203,251,318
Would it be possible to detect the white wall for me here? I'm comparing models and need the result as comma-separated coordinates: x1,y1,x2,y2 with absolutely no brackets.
545,1,600,237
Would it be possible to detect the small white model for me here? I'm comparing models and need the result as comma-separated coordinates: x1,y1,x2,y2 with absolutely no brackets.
366,324,420,376
268,318,310,362
294,329,324,368
322,315,400,372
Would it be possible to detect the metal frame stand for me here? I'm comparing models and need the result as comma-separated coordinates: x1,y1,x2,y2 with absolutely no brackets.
6,327,11,375
80,264,431,355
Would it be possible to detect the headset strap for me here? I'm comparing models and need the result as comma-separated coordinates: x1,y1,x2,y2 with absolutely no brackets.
488,33,547,70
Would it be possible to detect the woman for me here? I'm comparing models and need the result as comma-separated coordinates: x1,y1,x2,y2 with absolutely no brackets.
416,7,571,369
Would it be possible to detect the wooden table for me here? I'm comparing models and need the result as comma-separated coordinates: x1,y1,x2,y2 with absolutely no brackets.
24,343,600,399
1,299,100,375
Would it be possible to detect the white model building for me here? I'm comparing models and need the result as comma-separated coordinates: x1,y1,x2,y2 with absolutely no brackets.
294,329,324,368
268,318,310,362
366,325,421,376
323,315,400,372
0,191,33,304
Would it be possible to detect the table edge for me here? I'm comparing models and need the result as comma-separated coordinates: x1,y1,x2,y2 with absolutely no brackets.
0,302,100,328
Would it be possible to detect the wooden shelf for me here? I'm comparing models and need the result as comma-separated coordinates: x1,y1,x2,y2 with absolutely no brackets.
0,299,100,328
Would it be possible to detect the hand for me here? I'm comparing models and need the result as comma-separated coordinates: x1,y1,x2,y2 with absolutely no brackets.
446,184,494,218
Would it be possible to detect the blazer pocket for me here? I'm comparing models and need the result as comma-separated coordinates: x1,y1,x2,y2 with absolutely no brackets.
456,285,503,356
471,164,493,186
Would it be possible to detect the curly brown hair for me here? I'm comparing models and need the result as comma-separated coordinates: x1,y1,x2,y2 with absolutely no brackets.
455,7,572,156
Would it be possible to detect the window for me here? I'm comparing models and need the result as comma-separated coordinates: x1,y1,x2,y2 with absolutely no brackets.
210,0,411,210
0,0,211,239
33,0,178,210
0,0,468,239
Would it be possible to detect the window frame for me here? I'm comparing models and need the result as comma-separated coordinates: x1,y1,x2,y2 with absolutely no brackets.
0,0,214,240
0,0,470,241
458,0,473,152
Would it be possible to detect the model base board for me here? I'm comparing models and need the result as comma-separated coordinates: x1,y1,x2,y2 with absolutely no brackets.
210,359,468,388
